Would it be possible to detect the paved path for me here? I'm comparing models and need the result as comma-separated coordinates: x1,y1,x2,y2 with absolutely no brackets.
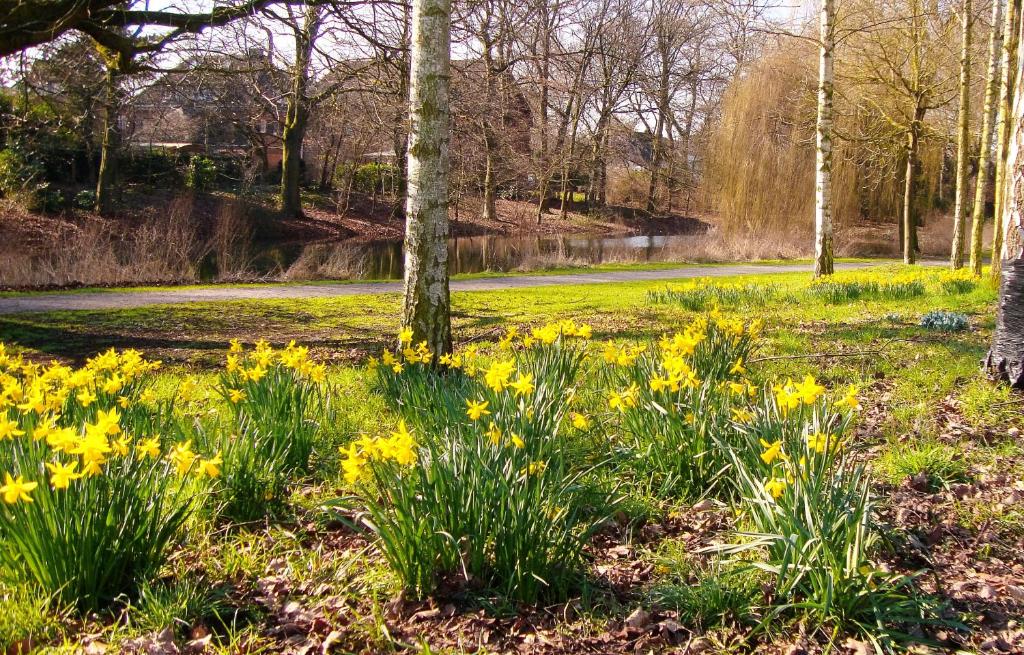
0,261,902,315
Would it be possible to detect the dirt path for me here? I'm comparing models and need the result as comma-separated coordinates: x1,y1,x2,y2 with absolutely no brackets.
0,261,903,315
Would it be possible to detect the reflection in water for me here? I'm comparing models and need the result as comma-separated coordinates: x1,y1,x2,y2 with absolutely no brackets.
248,232,704,281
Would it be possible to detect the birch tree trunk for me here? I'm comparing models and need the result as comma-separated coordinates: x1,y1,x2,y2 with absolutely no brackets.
970,0,1005,275
987,20,1024,388
813,0,835,278
401,0,452,356
992,0,1022,281
951,0,972,269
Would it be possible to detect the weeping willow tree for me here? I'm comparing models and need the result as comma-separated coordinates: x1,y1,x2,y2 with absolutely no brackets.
702,46,874,243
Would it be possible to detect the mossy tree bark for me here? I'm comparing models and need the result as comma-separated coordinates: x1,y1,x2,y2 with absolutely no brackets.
951,0,972,269
970,0,1005,275
988,30,1024,388
94,65,122,216
401,0,452,356
279,5,321,219
814,0,835,278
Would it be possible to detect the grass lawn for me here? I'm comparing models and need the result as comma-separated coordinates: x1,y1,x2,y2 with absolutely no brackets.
1,264,1021,654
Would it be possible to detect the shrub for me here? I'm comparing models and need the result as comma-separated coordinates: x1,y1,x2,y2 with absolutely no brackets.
211,339,326,521
184,155,219,191
604,315,760,498
715,382,942,644
647,279,779,311
343,321,607,603
938,270,977,295
73,189,97,210
0,346,206,611
919,311,969,332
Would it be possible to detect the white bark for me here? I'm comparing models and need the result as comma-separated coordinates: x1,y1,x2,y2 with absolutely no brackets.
814,0,835,278
970,0,1004,275
401,0,452,356
951,0,972,269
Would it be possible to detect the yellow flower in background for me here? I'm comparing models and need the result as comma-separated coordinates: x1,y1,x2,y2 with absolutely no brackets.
484,359,515,393
112,436,132,456
774,380,801,415
764,477,787,500
102,373,124,395
381,349,397,366
366,356,380,371
0,473,37,504
46,460,81,490
465,399,491,421
340,443,366,484
226,353,240,372
608,384,639,412
759,439,783,465
229,338,244,353
806,432,832,454
731,408,753,423
244,366,267,383
169,441,197,476
522,460,547,476
392,363,404,374
837,385,861,411
571,413,590,430
137,437,161,459
93,408,121,436
485,422,503,445
386,421,417,466
0,417,24,440
726,356,744,375
398,328,414,346
198,453,223,478
116,395,131,409
795,374,825,405
509,373,535,397
139,389,156,404
177,378,197,402
228,388,246,404
76,389,97,407
509,433,525,449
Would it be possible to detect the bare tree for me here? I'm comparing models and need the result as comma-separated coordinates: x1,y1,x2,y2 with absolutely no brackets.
950,0,972,269
970,0,1005,275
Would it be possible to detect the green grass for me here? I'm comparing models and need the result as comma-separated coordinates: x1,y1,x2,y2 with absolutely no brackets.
874,439,973,491
0,263,1018,653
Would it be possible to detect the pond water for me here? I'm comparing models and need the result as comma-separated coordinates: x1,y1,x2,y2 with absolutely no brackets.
240,231,708,281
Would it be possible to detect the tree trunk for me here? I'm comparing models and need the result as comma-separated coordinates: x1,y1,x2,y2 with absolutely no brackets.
280,105,307,218
814,0,835,278
482,141,497,222
951,0,972,269
95,66,121,216
970,0,1005,275
992,0,1022,281
279,5,320,219
402,0,452,356
903,113,924,264
987,37,1024,388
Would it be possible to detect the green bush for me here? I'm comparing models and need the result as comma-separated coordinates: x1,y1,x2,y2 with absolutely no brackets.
342,321,607,603
209,339,325,521
0,348,199,612
184,155,219,191
604,315,760,498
